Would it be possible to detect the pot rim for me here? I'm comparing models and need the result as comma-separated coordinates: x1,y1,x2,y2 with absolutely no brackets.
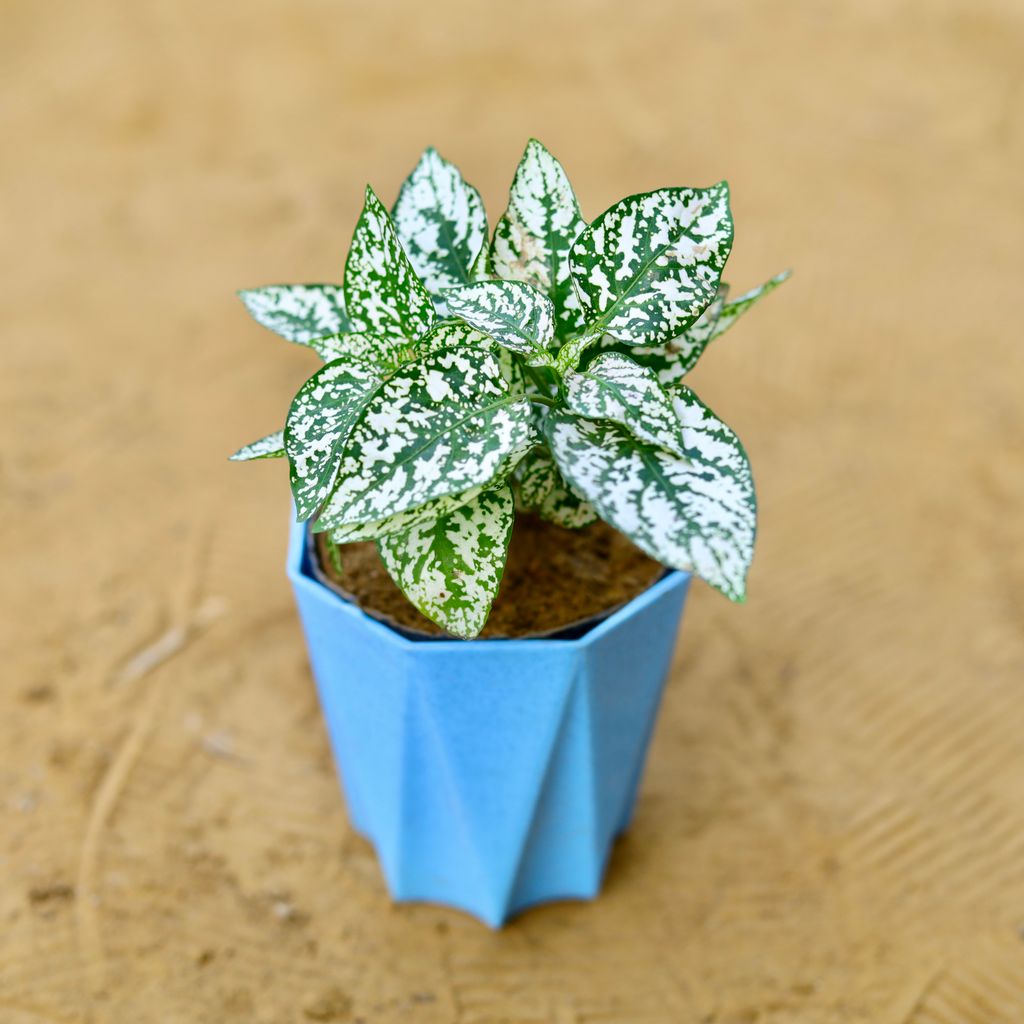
287,514,691,653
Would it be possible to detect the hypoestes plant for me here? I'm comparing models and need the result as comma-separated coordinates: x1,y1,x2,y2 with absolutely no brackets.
232,140,788,638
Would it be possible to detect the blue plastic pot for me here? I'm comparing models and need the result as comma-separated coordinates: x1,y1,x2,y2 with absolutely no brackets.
287,517,691,927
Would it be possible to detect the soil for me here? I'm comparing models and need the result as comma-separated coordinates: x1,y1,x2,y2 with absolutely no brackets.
5,2,1024,1022
314,514,665,638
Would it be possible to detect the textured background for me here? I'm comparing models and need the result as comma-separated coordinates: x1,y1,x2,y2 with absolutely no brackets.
3,1,1024,1021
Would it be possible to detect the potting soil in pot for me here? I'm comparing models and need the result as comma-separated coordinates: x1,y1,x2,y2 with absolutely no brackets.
314,513,664,638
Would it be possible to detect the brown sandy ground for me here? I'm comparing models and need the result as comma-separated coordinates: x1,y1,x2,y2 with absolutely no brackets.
2,1,1024,1021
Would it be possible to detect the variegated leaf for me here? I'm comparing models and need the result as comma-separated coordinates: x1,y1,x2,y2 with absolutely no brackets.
392,148,488,306
378,485,515,639
615,272,787,384
445,280,555,366
318,455,520,543
546,388,756,601
238,285,350,358
343,187,436,353
311,330,421,369
316,336,538,528
491,139,588,339
709,270,790,341
304,323,513,530
553,330,604,375
470,242,491,282
603,272,785,386
598,287,726,386
285,357,383,521
569,183,733,346
414,320,529,400
516,446,597,528
564,353,684,456
229,430,285,461
322,481,486,543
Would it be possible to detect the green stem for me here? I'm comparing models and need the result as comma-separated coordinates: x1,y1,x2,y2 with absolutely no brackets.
324,535,344,576
527,394,557,408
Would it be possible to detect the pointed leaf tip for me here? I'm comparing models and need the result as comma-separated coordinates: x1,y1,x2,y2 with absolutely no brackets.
344,183,435,350
491,141,587,339
378,485,515,638
707,269,791,343
392,147,487,303
230,429,286,461
238,284,351,355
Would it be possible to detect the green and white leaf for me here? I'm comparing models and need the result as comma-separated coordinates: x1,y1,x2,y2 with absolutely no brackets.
445,280,555,366
516,446,597,528
319,455,521,543
378,485,515,639
546,388,756,601
229,430,285,461
416,319,529,399
564,352,685,456
392,147,488,307
316,333,538,528
343,187,435,352
491,139,588,339
553,330,604,375
569,183,733,347
469,241,491,282
322,479,488,543
238,285,351,358
598,287,727,386
305,330,420,371
709,270,790,341
284,357,383,521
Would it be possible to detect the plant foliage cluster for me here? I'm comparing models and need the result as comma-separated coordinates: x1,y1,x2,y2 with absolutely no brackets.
232,141,788,638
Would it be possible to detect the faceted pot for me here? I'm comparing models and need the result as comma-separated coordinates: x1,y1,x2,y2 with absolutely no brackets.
286,517,691,927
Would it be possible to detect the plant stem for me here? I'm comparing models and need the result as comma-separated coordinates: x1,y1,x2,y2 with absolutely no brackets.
324,535,344,575
527,394,557,408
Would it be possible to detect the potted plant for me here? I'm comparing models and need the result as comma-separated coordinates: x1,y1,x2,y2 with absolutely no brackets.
231,140,787,926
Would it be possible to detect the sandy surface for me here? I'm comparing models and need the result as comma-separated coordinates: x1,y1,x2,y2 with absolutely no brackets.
2,1,1023,1021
